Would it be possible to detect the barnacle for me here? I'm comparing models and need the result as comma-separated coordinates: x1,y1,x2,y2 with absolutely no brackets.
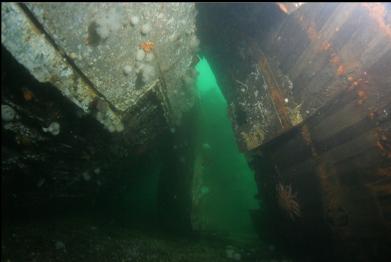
139,41,155,53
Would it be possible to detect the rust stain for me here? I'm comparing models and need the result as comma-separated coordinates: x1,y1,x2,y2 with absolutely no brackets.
258,54,292,130
301,125,311,145
296,6,373,87
300,124,318,157
276,3,289,14
368,111,376,120
362,3,391,39
374,128,391,159
316,158,343,233
336,65,346,77
376,167,391,177
303,123,343,235
307,23,318,42
329,53,340,65
356,89,368,105
321,41,331,51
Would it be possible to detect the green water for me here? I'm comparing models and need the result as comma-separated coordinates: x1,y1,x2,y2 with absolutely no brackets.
192,57,259,239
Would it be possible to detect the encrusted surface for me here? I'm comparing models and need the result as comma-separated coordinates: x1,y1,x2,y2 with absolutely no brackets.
1,3,97,114
2,3,199,134
25,2,199,119
1,3,123,132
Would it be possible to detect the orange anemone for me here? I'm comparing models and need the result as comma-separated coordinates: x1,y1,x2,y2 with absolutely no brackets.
139,41,155,53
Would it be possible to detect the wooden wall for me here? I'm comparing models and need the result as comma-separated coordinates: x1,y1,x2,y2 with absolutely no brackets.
198,2,391,260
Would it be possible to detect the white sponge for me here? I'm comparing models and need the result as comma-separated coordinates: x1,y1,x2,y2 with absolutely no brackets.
141,64,156,83
140,23,152,35
42,122,60,136
94,10,125,40
135,49,145,61
2,104,16,122
130,15,140,26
